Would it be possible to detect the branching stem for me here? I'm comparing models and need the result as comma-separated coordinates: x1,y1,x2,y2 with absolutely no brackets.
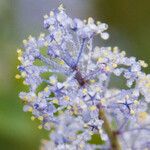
98,108,121,150
75,69,121,150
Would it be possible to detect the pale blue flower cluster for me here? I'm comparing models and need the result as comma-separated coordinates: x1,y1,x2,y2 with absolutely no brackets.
17,4,150,150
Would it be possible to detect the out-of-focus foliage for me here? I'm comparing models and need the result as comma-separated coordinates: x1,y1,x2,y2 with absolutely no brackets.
92,0,150,73
0,0,150,150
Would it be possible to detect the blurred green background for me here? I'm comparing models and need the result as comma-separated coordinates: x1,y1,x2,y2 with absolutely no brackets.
0,0,150,149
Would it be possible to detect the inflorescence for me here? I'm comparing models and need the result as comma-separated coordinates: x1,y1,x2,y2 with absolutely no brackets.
16,4,150,150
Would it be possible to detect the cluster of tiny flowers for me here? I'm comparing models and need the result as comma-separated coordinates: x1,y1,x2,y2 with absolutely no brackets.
16,4,150,150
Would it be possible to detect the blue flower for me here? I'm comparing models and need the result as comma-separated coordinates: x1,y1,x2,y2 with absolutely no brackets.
17,4,150,150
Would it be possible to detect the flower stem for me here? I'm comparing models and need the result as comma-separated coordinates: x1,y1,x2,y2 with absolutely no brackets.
98,108,121,150
74,69,121,149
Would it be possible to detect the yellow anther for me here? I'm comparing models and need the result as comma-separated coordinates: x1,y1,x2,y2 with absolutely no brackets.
125,95,129,99
31,116,35,121
21,72,26,78
138,112,148,122
97,21,101,25
30,96,35,102
69,136,76,141
44,87,49,92
44,41,49,47
143,63,148,68
83,19,87,23
84,124,88,128
64,96,70,101
97,57,103,63
73,106,78,115
18,56,23,62
49,79,56,85
28,35,33,40
103,51,108,56
108,47,112,51
23,81,27,85
49,25,55,31
28,107,33,112
38,116,43,121
95,87,101,92
23,39,27,45
82,89,87,95
59,110,63,115
64,83,69,88
15,74,21,79
121,51,126,56
99,129,103,134
44,122,49,128
52,99,59,104
139,60,148,68
134,100,139,105
101,98,106,105
90,105,97,111
58,60,65,65
89,131,94,135
105,66,110,72
23,96,28,101
113,47,119,53
79,144,84,149
112,63,118,68
17,49,23,56
70,111,73,115
146,82,150,87
17,48,22,53
44,14,49,19
79,101,84,106
38,125,43,130
67,106,71,110
39,33,45,38
58,4,65,11
38,93,43,98
94,46,100,51
49,11,54,17
130,109,135,115
90,79,96,83
55,31,62,44
88,17,94,24
50,80,55,85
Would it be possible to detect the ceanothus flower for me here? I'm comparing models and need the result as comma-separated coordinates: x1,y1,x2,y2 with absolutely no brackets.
16,4,150,150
